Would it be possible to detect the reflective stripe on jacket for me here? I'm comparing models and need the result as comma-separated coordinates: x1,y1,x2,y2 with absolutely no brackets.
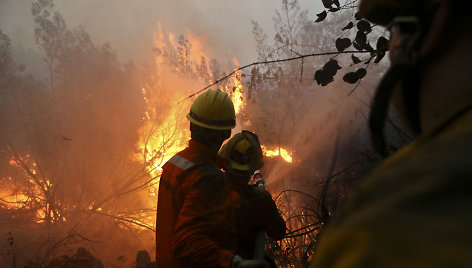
156,139,239,268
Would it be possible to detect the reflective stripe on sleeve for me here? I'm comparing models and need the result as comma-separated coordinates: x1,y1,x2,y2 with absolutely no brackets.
168,154,195,170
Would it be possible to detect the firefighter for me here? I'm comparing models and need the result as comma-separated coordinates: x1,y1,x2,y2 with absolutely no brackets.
156,89,268,268
219,131,286,265
312,0,472,267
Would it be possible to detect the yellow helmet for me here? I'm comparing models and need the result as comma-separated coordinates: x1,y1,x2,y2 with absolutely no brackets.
218,130,264,175
187,89,236,130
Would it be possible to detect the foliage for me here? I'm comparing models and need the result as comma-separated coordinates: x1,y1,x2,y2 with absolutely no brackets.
0,30,14,77
313,0,390,88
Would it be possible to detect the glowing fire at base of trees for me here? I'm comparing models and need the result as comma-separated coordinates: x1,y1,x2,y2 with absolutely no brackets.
1,152,65,223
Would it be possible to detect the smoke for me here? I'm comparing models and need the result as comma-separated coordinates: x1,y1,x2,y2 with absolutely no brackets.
236,4,396,199
0,0,323,76
0,0,274,265
0,0,403,266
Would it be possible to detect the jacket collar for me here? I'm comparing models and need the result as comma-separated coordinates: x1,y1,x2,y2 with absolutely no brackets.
188,139,226,168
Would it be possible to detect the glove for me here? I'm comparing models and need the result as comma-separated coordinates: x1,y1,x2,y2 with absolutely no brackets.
230,255,270,268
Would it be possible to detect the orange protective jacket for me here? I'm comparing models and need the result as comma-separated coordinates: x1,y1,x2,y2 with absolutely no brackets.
156,139,239,268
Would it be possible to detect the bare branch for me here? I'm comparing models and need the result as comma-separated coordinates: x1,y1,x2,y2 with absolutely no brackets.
93,211,155,233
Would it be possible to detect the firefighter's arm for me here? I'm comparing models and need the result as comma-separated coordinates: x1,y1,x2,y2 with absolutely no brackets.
258,190,286,240
172,173,235,268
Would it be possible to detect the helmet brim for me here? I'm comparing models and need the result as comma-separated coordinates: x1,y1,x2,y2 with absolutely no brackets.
187,113,235,130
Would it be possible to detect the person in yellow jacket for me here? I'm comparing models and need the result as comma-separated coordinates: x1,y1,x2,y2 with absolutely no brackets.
312,0,472,267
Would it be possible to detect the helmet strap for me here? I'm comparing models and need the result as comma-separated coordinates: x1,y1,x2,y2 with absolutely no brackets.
401,62,423,135
369,62,411,157
369,16,423,157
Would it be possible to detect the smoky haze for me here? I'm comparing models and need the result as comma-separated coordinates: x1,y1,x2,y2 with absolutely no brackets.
0,0,322,77
0,0,404,267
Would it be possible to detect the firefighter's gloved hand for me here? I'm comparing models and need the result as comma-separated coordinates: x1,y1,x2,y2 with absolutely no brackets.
230,255,269,268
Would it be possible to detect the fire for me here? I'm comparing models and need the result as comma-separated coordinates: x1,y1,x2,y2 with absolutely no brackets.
136,100,189,178
137,24,246,181
135,23,204,181
0,24,289,232
226,58,244,114
1,153,65,223
186,31,212,67
134,24,253,229
0,180,29,210
261,145,293,163
135,86,190,217
133,24,217,229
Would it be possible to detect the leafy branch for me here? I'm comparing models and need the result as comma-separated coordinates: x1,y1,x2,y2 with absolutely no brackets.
179,49,377,103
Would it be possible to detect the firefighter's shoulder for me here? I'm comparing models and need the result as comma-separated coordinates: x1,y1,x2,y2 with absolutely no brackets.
192,160,227,191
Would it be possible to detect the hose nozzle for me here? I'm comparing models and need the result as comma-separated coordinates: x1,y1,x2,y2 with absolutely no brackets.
254,170,265,190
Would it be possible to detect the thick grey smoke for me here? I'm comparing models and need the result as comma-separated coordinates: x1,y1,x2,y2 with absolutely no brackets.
0,0,322,77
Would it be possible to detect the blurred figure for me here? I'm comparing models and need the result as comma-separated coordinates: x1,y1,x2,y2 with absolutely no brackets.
136,250,152,268
219,130,286,266
312,0,472,267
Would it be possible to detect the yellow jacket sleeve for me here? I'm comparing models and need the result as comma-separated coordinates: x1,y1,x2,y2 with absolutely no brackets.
312,106,472,268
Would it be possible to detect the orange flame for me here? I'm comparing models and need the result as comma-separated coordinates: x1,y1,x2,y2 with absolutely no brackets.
226,58,244,114
1,154,64,223
261,145,293,163
137,24,244,182
136,104,189,177
135,88,190,218
0,183,29,210
134,24,296,229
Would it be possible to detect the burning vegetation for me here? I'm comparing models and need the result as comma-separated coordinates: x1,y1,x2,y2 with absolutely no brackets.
0,0,411,267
